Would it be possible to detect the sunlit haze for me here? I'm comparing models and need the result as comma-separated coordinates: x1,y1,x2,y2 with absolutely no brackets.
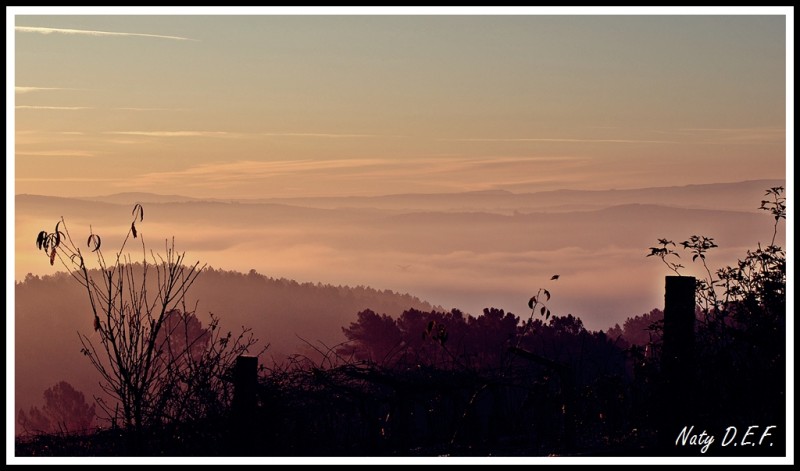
9,11,792,456
13,11,788,322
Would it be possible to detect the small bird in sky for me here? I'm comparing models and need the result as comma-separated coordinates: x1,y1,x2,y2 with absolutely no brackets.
551,274,560,280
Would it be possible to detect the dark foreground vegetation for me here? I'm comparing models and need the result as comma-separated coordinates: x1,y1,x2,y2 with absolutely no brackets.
16,188,786,457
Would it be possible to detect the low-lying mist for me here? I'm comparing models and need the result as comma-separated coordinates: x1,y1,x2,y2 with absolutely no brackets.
16,179,784,331
14,179,786,434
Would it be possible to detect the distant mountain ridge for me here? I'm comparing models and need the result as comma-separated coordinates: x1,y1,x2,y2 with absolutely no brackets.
15,177,786,334
44,179,784,214
14,266,439,429
73,192,206,204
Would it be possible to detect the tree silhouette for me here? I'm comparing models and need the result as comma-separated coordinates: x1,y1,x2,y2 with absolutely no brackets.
18,381,95,435
34,205,259,433
340,309,403,363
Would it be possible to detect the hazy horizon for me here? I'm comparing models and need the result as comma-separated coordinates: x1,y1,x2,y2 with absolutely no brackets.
14,179,787,333
14,176,787,200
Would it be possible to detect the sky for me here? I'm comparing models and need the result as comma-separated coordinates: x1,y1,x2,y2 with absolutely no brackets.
11,10,788,199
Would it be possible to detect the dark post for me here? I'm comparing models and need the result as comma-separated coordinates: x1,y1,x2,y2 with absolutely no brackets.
232,355,258,453
233,355,258,415
660,276,696,453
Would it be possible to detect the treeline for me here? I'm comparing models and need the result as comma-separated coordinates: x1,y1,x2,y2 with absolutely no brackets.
14,266,437,436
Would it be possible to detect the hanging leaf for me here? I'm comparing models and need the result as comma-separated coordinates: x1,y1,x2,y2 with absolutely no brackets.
87,234,102,252
36,231,47,250
49,247,57,266
543,289,551,301
528,296,537,309
131,222,138,239
94,316,101,332
546,310,551,320
551,274,560,280
540,306,546,316
132,203,144,222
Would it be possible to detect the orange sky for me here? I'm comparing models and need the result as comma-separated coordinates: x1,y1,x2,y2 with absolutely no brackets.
12,12,787,199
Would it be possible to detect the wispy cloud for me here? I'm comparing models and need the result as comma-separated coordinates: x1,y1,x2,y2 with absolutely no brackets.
674,127,785,144
144,159,382,179
113,107,185,112
261,132,386,139
118,159,390,189
105,131,236,138
16,177,122,183
116,156,588,196
17,105,182,112
16,105,92,110
439,137,678,144
15,26,198,41
677,127,776,132
16,150,95,157
15,87,79,94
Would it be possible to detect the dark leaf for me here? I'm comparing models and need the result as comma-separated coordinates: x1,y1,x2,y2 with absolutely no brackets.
133,203,144,222
546,310,551,320
540,306,546,316
550,274,560,280
49,247,57,266
36,231,47,250
88,234,101,252
543,289,551,301
528,296,537,309
131,222,137,239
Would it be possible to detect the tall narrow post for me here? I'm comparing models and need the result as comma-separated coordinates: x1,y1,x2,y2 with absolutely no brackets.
660,276,696,453
232,355,258,454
